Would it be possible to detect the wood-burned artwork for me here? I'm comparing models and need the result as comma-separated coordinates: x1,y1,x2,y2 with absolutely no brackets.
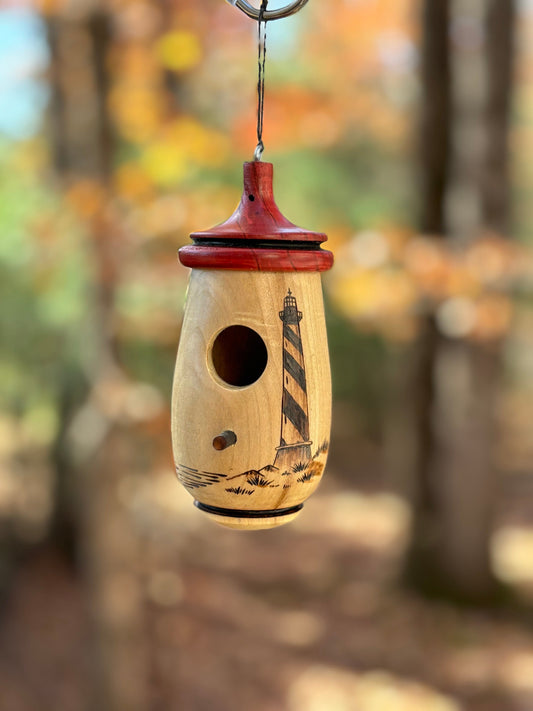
176,289,329,498
275,289,311,470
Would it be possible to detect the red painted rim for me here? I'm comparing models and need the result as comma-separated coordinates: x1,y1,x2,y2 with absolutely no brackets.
179,245,333,272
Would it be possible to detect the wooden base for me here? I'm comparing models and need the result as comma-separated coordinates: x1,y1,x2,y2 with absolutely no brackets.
194,501,303,531
201,511,302,531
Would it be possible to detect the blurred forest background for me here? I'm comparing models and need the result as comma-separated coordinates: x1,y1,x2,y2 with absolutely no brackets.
2,0,533,709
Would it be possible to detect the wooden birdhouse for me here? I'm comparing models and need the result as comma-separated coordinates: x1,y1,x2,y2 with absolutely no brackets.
171,161,333,530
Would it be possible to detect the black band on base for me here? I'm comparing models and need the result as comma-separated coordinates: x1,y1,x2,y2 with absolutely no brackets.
194,501,303,519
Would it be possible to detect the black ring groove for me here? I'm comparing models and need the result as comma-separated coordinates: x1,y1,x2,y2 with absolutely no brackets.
194,501,303,519
191,238,323,251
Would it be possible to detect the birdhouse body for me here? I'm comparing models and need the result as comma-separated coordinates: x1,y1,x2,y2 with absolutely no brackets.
172,270,330,530
172,162,333,530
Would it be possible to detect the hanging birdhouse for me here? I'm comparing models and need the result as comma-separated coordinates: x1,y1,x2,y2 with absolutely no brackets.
171,161,333,530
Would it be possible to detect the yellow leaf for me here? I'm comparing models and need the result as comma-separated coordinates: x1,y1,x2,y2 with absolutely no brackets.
108,86,162,143
156,31,202,72
141,142,188,187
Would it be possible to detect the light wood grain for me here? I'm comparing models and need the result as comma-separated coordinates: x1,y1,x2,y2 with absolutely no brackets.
171,270,331,530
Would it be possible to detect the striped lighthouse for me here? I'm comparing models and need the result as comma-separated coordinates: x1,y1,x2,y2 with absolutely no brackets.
274,290,312,472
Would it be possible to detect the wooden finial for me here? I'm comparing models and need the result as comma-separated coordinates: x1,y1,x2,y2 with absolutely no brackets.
179,162,333,272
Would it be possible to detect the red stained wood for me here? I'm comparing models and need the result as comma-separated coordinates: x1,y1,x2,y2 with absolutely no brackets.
181,162,333,272
179,245,333,272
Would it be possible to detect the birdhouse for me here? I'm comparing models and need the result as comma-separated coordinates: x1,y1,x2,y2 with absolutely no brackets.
171,161,333,530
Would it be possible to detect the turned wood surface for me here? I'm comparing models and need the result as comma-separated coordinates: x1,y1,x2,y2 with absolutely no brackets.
171,270,331,530
180,162,333,273
190,162,328,243
179,245,333,272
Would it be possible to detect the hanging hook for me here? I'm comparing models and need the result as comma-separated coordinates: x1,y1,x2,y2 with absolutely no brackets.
226,0,309,21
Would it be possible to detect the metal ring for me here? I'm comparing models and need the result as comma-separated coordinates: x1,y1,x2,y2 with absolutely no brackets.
226,0,309,21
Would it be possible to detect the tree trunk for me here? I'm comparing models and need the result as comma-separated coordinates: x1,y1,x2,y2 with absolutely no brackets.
47,7,150,709
419,0,452,235
399,0,515,601
484,0,515,233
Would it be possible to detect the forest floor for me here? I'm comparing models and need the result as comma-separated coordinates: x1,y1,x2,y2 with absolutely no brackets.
2,459,533,711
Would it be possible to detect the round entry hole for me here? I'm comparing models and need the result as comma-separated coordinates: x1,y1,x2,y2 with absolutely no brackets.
211,325,267,387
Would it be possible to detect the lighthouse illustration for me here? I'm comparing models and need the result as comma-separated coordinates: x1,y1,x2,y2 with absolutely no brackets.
274,290,312,471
